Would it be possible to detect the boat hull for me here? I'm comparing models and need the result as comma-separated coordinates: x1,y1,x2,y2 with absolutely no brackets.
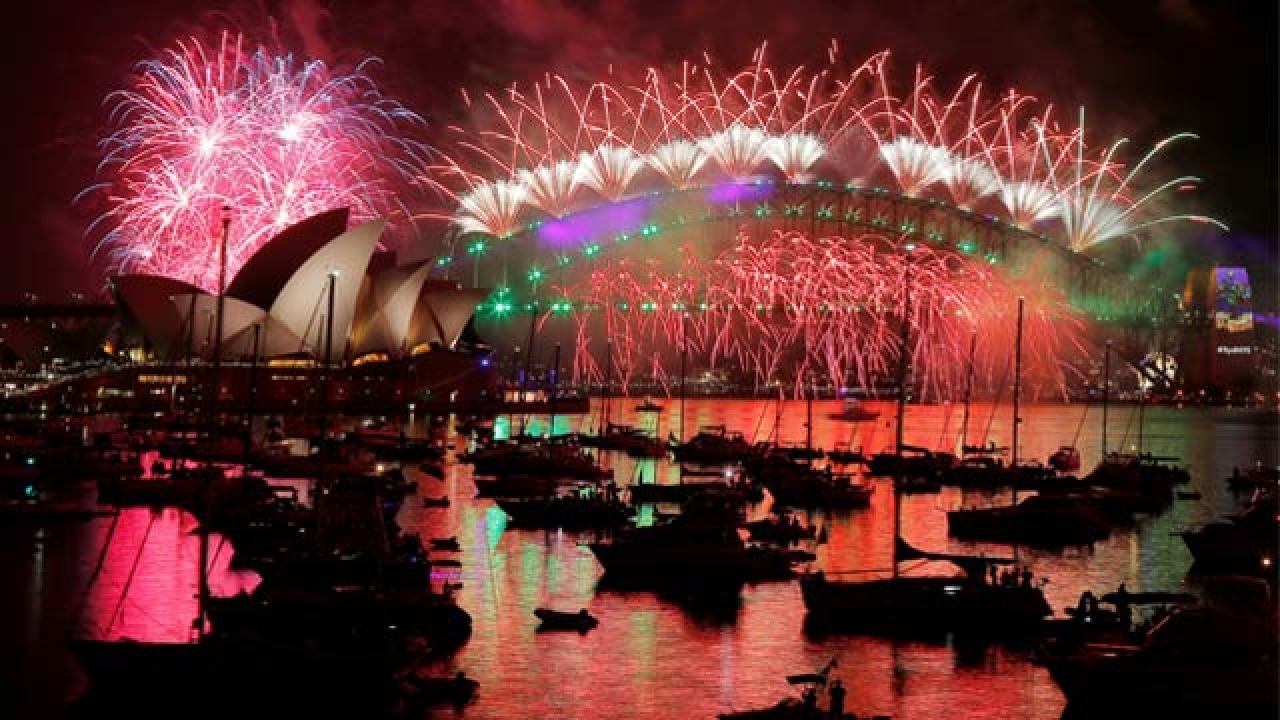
798,573,1052,639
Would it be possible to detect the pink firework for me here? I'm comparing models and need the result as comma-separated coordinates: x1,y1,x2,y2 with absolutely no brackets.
426,45,1221,245
84,30,429,292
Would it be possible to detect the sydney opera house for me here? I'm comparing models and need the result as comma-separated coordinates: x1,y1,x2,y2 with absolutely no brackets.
12,208,501,417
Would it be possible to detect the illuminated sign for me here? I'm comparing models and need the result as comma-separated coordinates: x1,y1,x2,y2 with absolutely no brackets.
1213,267,1253,333
1216,346,1252,355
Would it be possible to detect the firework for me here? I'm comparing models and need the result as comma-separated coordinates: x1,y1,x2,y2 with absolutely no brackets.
424,45,1225,397
425,46,1223,243
84,30,430,292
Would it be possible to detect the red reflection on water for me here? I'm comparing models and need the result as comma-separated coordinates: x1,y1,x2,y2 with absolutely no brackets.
51,399,1271,719
76,506,256,642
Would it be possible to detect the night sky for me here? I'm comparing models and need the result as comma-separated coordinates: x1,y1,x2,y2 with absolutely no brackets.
4,0,1276,308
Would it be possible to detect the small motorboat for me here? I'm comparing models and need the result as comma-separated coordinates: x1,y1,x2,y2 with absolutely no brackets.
398,670,478,708
827,398,880,423
635,397,664,413
719,660,887,719
534,607,599,633
1048,445,1082,473
430,536,461,551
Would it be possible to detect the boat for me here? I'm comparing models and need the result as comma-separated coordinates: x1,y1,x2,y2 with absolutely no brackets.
1048,445,1082,473
827,397,880,423
946,299,1110,548
628,468,756,504
799,538,1052,639
588,490,800,589
742,514,817,545
947,493,1112,547
496,485,634,531
864,444,955,478
826,443,866,466
635,397,664,413
533,607,599,633
800,295,1051,641
429,536,461,551
719,698,885,720
718,660,889,720
396,669,479,710
1180,488,1278,577
1227,463,1280,493
756,462,874,509
669,424,758,465
582,422,669,458
1037,585,1197,654
1038,602,1278,717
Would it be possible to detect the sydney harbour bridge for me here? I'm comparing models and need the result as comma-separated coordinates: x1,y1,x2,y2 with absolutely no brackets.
423,180,1204,401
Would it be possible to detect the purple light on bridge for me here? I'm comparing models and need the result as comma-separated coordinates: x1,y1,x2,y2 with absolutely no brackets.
705,180,774,205
536,196,653,247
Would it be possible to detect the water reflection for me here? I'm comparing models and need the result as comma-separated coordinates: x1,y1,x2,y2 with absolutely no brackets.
3,400,1275,719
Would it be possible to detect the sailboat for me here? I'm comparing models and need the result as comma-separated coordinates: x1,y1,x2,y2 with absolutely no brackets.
798,267,1052,640
946,298,1110,547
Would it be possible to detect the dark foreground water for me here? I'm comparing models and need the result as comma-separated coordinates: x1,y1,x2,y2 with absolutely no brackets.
3,399,1276,719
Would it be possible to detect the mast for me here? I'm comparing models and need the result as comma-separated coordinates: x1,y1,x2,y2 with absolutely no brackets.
959,327,977,453
678,311,687,444
519,304,537,439
548,343,561,438
1137,382,1146,457
320,270,337,453
805,380,814,467
599,339,612,438
1101,339,1112,457
197,205,231,638
1012,297,1024,469
242,321,261,468
892,244,915,578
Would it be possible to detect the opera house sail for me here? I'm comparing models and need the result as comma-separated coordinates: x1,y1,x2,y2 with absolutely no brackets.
57,208,498,416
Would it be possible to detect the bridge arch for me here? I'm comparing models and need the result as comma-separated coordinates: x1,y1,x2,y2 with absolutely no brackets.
417,49,1221,400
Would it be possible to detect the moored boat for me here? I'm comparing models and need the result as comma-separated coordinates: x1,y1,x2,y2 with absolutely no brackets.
799,538,1052,640
1038,602,1278,717
533,607,599,633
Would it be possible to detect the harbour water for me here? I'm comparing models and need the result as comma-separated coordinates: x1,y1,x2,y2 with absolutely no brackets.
3,398,1276,719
